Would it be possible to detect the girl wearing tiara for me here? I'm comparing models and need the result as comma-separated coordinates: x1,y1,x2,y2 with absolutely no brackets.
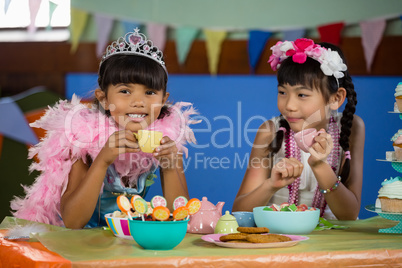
11,28,198,228
233,39,364,220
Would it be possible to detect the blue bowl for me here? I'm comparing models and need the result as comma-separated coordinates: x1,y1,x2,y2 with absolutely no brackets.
128,219,188,250
253,206,320,234
232,211,256,227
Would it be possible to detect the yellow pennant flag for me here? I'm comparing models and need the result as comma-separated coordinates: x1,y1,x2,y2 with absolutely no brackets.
203,29,227,75
70,8,89,54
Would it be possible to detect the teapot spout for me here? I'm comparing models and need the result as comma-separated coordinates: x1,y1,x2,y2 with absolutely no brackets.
216,202,225,215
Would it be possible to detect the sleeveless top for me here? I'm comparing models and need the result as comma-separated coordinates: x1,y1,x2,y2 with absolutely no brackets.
269,114,343,219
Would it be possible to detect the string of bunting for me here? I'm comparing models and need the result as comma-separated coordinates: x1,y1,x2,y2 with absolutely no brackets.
3,0,402,74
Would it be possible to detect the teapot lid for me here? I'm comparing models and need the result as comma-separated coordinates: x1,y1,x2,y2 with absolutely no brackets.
219,210,237,221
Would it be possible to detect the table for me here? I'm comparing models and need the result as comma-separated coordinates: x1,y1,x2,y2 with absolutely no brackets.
1,216,401,267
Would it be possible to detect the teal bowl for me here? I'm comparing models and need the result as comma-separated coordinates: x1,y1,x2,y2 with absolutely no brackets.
253,206,320,234
128,219,189,250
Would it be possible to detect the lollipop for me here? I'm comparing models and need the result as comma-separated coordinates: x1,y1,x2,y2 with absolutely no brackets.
133,197,148,221
116,195,133,220
152,206,170,221
185,198,201,220
130,195,142,208
150,195,167,208
173,196,188,210
173,206,189,221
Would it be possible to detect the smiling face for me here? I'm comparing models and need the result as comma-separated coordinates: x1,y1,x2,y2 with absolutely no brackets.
277,83,330,132
96,83,169,132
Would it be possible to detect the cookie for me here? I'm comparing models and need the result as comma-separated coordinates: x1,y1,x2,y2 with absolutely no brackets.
246,234,292,243
219,233,248,242
237,227,269,234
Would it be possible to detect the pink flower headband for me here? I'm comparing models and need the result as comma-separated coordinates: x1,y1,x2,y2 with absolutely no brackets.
268,38,347,80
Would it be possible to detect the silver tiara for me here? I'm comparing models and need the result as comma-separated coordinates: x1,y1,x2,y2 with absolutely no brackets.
100,27,167,74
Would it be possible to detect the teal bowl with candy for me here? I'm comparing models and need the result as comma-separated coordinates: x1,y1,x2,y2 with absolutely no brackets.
253,204,320,235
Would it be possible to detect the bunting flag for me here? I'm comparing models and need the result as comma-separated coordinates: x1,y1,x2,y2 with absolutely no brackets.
28,0,42,33
70,8,89,54
146,23,167,52
282,28,305,41
4,0,11,14
317,22,345,45
94,13,114,58
248,30,272,72
0,99,39,146
47,0,58,30
203,29,227,75
122,20,140,35
360,18,386,72
175,26,199,65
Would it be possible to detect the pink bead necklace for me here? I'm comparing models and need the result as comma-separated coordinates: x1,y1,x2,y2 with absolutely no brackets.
285,116,340,217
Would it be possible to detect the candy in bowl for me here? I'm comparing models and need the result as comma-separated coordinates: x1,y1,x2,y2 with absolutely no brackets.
253,204,320,234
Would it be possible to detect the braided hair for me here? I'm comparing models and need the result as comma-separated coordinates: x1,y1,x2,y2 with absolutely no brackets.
268,43,357,184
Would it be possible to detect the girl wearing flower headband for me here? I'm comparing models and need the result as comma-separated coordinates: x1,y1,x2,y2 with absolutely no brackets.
11,28,199,228
233,39,364,220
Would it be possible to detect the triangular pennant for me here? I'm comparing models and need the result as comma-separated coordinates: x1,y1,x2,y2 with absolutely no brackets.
0,99,39,145
203,29,227,75
47,0,58,31
122,20,140,35
70,8,89,54
282,28,305,41
94,13,114,58
248,30,272,72
4,0,12,14
360,18,386,73
317,22,345,45
175,26,199,65
146,23,167,52
28,0,42,34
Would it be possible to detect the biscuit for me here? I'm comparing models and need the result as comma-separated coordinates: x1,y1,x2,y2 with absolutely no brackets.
219,233,248,242
237,227,269,234
246,234,292,243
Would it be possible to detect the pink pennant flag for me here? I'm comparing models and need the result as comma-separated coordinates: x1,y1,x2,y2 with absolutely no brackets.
94,13,114,58
360,18,386,73
28,0,42,33
146,23,167,52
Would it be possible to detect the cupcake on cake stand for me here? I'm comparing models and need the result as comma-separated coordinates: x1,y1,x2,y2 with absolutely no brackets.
368,105,402,234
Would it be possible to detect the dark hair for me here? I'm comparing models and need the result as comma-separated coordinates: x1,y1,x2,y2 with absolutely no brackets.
268,43,357,184
96,53,170,118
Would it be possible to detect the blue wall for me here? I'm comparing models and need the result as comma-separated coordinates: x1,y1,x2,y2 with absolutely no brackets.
66,74,402,219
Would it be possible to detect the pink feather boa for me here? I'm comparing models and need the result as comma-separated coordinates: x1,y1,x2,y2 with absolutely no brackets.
10,95,199,226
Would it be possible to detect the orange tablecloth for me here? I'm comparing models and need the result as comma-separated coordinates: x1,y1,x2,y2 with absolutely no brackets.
1,216,401,268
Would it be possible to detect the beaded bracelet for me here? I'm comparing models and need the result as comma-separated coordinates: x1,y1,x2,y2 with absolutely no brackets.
319,176,341,194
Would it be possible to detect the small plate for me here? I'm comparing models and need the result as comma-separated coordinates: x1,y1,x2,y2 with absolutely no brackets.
201,233,309,249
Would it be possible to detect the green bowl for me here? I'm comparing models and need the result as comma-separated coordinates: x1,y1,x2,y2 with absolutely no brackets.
253,206,320,234
128,218,188,250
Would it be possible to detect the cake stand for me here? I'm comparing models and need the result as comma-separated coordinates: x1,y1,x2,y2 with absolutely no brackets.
365,205,402,234
367,110,402,234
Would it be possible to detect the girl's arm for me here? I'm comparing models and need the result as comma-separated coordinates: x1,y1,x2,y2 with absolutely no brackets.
232,120,303,212
156,137,189,211
310,115,364,220
60,130,140,229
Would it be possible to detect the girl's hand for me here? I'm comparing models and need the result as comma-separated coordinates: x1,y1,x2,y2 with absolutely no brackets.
269,158,303,190
308,129,333,166
98,130,140,166
153,136,179,170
